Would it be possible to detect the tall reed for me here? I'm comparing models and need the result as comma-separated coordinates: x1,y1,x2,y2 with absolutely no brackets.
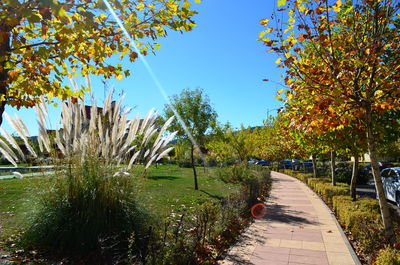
0,88,176,258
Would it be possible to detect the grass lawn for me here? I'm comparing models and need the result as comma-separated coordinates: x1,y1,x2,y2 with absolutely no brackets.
135,164,239,216
0,164,239,245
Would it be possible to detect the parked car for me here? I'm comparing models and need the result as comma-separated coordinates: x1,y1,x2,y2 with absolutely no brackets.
291,159,300,170
248,159,258,165
381,167,400,207
302,161,313,168
256,160,270,166
280,159,292,169
364,161,395,172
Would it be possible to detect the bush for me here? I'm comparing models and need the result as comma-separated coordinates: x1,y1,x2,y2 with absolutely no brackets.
287,170,312,183
314,182,349,205
375,247,400,265
332,196,384,255
132,167,272,264
217,164,256,184
307,177,330,190
23,156,149,259
177,160,193,168
331,163,370,185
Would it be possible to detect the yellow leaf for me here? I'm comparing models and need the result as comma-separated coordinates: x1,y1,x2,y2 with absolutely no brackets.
275,58,282,64
259,30,267,38
375,90,384,97
135,4,145,11
278,0,286,7
333,0,342,12
194,0,201,3
299,5,307,13
277,89,284,94
260,19,269,26
116,73,124,81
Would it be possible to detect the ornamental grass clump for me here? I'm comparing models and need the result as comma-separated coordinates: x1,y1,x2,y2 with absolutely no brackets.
0,88,176,257
24,155,148,256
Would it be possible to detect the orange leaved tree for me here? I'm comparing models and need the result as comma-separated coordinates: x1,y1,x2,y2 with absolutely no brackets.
260,0,400,239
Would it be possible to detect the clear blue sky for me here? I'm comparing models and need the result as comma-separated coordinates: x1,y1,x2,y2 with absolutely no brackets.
4,0,284,135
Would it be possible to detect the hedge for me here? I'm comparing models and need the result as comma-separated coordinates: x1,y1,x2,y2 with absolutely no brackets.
332,196,384,255
375,246,400,265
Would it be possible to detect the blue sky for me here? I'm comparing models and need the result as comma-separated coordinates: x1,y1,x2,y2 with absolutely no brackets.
4,0,284,135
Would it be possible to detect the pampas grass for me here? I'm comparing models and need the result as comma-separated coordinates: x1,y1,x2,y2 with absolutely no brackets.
0,89,176,171
0,86,177,258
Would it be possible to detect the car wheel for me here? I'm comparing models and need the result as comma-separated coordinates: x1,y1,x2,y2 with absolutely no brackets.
396,193,400,208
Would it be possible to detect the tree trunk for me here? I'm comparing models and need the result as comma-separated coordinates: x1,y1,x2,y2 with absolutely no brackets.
191,145,198,190
366,105,394,241
331,151,336,186
312,154,318,178
0,29,10,127
350,153,359,201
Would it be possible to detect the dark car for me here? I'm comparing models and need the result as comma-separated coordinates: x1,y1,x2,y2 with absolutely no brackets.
280,159,292,169
256,160,270,166
291,159,300,170
302,161,313,168
364,162,395,173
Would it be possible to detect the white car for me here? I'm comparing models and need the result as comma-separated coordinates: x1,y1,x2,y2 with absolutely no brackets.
381,167,400,207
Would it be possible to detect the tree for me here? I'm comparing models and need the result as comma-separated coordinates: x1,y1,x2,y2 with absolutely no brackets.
0,0,197,125
256,114,307,169
260,0,400,239
207,125,259,165
162,88,217,190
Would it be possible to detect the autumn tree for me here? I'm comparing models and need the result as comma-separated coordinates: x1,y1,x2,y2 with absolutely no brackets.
162,88,217,190
0,0,197,125
260,0,400,239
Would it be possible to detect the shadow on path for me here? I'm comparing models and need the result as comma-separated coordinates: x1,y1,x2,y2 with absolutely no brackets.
262,204,319,225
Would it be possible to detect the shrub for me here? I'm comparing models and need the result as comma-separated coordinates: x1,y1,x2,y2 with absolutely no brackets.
332,196,384,255
0,90,176,260
330,163,370,185
375,247,400,265
177,160,192,168
217,164,256,184
23,156,149,258
288,171,312,183
314,182,350,205
131,167,272,264
307,177,330,190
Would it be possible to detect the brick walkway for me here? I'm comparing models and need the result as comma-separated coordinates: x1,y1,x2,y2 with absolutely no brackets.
220,171,361,265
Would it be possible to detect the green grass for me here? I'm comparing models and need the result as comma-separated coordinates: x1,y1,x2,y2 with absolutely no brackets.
136,164,239,216
0,163,30,167
0,177,46,242
0,164,239,245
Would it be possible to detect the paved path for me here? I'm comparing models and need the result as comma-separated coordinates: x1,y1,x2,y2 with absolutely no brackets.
221,171,361,265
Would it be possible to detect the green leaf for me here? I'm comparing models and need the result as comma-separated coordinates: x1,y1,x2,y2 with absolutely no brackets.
277,0,286,7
